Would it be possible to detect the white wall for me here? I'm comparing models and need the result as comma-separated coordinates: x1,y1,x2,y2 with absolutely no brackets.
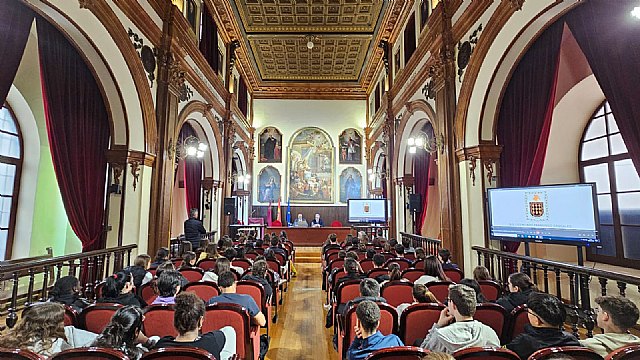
252,99,367,206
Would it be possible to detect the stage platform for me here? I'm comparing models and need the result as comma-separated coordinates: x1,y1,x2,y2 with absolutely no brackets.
268,226,354,246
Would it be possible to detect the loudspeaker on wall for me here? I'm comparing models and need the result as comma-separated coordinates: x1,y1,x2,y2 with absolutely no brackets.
408,194,422,213
223,197,236,215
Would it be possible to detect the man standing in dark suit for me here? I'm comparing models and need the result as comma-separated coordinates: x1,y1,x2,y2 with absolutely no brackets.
184,208,206,250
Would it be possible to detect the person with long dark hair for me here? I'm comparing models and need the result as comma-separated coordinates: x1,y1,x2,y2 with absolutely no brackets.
198,242,220,262
396,283,439,316
375,262,402,284
48,275,90,312
180,251,197,269
91,306,150,359
203,257,231,283
150,247,169,268
99,271,142,307
415,256,449,285
460,278,488,304
495,272,537,313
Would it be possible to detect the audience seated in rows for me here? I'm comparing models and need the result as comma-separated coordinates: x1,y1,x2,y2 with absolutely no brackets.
198,242,220,262
151,270,185,305
346,301,404,360
49,275,91,312
203,257,231,282
496,272,536,313
472,265,492,281
415,256,449,285
580,295,640,357
99,270,143,307
242,259,273,299
150,247,170,268
420,284,500,353
506,292,580,359
0,302,97,357
155,292,236,360
437,249,458,271
91,305,155,359
459,278,488,304
207,271,267,327
396,284,439,315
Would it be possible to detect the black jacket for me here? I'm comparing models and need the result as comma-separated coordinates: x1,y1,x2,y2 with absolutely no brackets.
496,288,534,313
184,218,206,246
99,292,144,308
506,324,581,360
50,293,91,313
125,265,148,288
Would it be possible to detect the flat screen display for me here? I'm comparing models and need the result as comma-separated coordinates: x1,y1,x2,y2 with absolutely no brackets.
348,199,387,223
487,184,600,245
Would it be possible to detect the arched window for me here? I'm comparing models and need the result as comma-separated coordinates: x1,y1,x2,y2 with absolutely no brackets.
0,104,22,260
580,101,640,267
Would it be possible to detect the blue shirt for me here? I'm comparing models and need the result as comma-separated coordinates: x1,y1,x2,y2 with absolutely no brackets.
207,293,260,316
347,331,404,360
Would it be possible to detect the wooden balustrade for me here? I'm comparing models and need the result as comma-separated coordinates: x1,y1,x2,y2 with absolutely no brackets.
473,246,640,338
0,244,136,329
400,232,441,255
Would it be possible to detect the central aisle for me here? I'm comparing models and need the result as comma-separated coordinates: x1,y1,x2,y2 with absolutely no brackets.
266,261,340,360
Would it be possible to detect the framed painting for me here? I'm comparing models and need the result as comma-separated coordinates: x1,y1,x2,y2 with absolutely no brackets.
340,167,363,203
258,127,283,163
287,127,334,203
186,0,197,32
339,128,362,164
257,166,281,203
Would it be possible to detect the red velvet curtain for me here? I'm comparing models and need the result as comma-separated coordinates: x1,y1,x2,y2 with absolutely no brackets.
37,17,110,252
199,4,219,74
565,0,640,173
414,148,431,235
497,20,564,252
0,1,33,106
180,123,202,216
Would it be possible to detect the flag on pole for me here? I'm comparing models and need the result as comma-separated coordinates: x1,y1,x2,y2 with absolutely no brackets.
266,200,273,226
276,198,282,223
286,198,291,226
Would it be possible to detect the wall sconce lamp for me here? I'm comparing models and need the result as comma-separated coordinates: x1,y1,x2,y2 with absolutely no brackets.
169,135,208,160
407,131,444,155
633,6,640,19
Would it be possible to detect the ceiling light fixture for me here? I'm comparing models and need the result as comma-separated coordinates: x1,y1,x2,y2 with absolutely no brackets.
632,6,640,19
304,34,319,50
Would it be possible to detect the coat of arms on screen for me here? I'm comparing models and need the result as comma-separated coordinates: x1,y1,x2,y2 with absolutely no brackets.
526,193,549,221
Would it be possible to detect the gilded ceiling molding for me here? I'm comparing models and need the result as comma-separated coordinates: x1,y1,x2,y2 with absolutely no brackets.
505,0,526,11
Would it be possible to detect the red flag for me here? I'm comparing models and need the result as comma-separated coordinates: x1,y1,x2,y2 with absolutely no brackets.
276,198,282,222
266,200,273,226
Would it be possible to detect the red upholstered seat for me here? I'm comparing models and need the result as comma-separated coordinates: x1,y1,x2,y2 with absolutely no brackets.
179,268,204,282
139,281,158,304
183,281,220,302
605,344,640,360
147,268,157,277
452,346,520,360
367,268,388,279
203,303,260,360
338,302,398,358
401,269,424,283
143,305,178,338
196,258,216,271
444,268,464,283
426,281,455,303
528,346,604,360
0,348,45,360
245,252,258,261
478,280,502,301
399,303,444,347
403,253,416,261
237,280,272,335
474,303,508,342
141,347,217,359
172,258,183,268
381,280,414,307
233,259,254,271
77,303,123,334
506,304,529,343
383,258,413,271
412,259,425,270
359,259,376,273
331,220,343,227
364,346,429,360
50,347,128,360
63,305,78,327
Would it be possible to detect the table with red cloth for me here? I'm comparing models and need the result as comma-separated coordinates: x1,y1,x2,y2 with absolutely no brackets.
266,227,355,246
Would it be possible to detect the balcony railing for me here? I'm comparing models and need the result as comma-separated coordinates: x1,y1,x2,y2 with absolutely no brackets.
400,232,441,255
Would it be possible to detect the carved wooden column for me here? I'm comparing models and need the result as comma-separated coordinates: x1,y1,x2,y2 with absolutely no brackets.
432,1,464,267
148,5,182,255
383,118,397,238
220,116,236,236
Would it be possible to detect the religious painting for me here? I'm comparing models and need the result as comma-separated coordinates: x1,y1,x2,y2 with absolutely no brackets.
287,127,334,203
339,128,363,164
258,127,283,163
340,167,363,203
186,0,197,31
257,166,281,203
394,50,401,74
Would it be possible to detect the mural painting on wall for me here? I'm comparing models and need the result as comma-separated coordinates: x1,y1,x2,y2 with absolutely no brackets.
258,166,281,203
340,167,363,203
339,128,362,164
288,127,334,203
258,127,282,163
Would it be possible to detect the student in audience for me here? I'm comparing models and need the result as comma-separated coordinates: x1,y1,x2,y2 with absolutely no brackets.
323,233,340,253
224,248,245,275
395,244,405,257
496,272,537,313
125,254,153,288
437,249,459,270
365,248,376,260
335,258,365,289
198,242,220,262
154,292,236,360
415,256,449,285
203,257,231,283
401,238,415,254
179,251,197,269
150,247,169,268
396,284,439,315
155,261,175,277
268,236,287,256
459,279,488,304
420,284,500,353
48,275,90,312
207,271,267,327
99,271,143,307
415,247,426,261
0,302,97,356
375,262,402,284
151,270,184,305
242,259,273,299
346,251,359,261
580,295,640,357
346,301,404,360
372,254,385,269
472,265,492,281
92,305,154,359
506,292,580,359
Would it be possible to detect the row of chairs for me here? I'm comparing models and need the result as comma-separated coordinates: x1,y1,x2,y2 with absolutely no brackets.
0,346,237,359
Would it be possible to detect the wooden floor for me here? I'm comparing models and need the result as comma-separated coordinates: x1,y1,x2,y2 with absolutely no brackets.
265,249,339,360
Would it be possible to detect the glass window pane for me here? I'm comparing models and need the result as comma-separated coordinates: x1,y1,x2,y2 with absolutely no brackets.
0,107,17,135
583,163,610,194
607,113,619,134
0,229,6,260
594,225,616,257
618,193,640,225
584,117,606,141
0,164,15,196
609,133,628,155
597,194,613,225
581,138,609,161
622,226,640,260
0,132,19,159
614,159,640,192
0,197,10,228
